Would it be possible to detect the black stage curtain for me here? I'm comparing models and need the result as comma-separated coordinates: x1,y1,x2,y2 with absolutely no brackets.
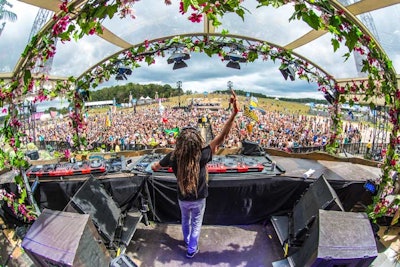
2,174,372,226
33,175,146,213
147,174,372,225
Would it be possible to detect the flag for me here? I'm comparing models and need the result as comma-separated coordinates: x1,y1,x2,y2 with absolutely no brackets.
105,114,111,127
250,100,258,108
164,127,179,137
255,107,266,115
250,96,258,107
159,99,165,115
243,105,259,122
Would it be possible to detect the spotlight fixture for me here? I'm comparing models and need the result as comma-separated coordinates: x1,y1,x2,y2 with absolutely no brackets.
226,61,241,69
76,88,90,101
279,65,296,81
173,60,188,70
224,50,246,69
167,50,190,70
115,67,132,81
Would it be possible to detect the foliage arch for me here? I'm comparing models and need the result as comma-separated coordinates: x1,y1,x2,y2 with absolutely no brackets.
0,0,398,223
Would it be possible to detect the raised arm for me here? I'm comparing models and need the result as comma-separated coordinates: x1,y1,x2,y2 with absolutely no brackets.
209,89,239,153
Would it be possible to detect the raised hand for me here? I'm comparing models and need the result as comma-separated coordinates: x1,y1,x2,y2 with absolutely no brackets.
230,88,239,114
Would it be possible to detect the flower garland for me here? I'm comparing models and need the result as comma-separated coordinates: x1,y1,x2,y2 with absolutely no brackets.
0,0,398,223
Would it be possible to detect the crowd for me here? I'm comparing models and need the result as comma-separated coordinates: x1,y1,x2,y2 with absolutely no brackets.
31,103,371,153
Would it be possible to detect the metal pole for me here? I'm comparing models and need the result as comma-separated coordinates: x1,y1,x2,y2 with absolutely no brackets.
177,81,182,107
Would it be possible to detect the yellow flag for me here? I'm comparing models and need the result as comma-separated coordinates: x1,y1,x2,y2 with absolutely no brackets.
105,115,111,127
243,105,259,122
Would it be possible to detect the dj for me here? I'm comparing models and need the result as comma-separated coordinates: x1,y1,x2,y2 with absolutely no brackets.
151,89,239,258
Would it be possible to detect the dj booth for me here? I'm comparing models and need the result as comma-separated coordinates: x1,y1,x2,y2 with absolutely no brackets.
1,149,379,266
23,152,374,226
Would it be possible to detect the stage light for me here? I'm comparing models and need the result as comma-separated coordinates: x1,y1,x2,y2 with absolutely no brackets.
167,50,190,70
223,51,247,63
279,66,296,81
226,60,241,69
173,60,188,70
115,74,125,80
115,67,132,81
76,88,90,101
224,50,246,70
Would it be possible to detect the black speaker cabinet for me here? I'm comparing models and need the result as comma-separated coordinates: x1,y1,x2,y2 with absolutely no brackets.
271,175,344,246
288,210,377,267
22,209,111,267
291,175,344,243
64,176,121,245
241,139,265,156
26,150,39,160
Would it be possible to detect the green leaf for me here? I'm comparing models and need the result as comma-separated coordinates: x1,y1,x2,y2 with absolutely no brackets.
93,5,108,19
183,0,193,12
247,51,258,62
19,188,27,204
107,5,119,19
23,70,31,86
221,29,229,36
14,175,23,186
302,11,321,30
331,39,340,52
235,9,245,21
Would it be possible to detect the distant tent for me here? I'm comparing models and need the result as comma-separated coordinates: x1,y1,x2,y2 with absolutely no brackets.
50,110,58,118
39,114,51,121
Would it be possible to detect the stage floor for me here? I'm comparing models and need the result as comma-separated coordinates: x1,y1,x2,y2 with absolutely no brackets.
126,222,284,267
2,221,399,267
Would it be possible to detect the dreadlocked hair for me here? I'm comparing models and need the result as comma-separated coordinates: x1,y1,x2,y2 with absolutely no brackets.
173,128,204,197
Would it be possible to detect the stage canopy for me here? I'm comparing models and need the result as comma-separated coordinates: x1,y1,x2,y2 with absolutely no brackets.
1,0,399,99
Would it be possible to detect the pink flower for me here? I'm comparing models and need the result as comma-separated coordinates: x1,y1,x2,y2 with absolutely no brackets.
59,0,68,12
88,28,96,35
179,1,185,14
64,149,71,159
188,13,202,23
52,15,70,36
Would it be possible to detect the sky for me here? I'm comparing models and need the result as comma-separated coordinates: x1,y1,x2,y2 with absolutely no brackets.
1,0,399,104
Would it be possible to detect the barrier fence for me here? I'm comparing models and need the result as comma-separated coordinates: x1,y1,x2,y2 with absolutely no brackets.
33,139,388,160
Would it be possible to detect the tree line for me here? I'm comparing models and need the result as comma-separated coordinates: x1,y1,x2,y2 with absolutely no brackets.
89,83,181,103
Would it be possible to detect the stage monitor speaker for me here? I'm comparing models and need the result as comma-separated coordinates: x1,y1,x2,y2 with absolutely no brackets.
22,209,111,267
64,175,121,245
288,210,377,267
241,140,265,156
291,175,344,243
26,150,39,160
